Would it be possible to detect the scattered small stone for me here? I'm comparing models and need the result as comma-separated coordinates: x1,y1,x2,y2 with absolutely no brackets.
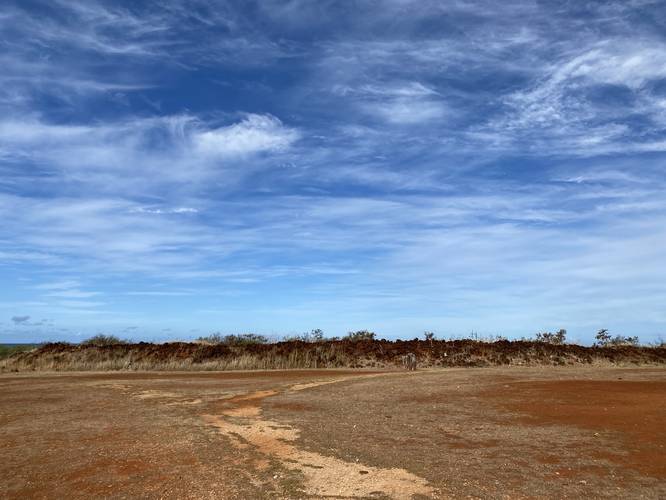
579,480,587,485
359,470,369,475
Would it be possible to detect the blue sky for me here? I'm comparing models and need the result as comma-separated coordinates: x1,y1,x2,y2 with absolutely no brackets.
1,0,665,344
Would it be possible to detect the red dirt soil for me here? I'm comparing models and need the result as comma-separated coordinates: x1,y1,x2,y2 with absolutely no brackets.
263,367,666,498
1,367,665,498
492,379,666,478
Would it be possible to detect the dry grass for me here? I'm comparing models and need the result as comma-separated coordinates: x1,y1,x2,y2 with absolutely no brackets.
0,344,40,359
0,342,357,372
1,339,664,372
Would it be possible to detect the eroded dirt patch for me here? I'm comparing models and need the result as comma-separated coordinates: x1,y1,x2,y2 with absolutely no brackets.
203,377,436,499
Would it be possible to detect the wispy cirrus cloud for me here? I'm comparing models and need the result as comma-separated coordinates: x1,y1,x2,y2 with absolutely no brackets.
193,114,300,157
0,2,163,107
0,113,300,198
130,207,199,215
475,38,666,155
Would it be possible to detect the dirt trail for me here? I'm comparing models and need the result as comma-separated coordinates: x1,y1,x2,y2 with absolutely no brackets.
202,375,437,499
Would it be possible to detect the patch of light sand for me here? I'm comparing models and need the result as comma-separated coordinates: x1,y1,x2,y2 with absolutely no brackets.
203,383,437,499
132,390,182,399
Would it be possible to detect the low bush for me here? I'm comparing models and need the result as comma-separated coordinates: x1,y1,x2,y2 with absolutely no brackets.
0,344,40,359
81,334,128,346
196,333,224,344
535,329,567,345
197,333,269,346
283,329,326,343
344,330,376,341
595,329,639,347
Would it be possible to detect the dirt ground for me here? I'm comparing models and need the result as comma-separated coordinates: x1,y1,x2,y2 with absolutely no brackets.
1,367,664,499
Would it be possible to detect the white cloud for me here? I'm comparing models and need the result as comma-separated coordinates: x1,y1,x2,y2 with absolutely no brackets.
44,290,101,299
56,300,105,309
193,114,300,157
331,81,447,125
567,42,666,89
130,207,199,214
33,280,82,291
334,82,439,98
125,291,194,296
29,280,101,304
0,120,98,144
478,38,666,155
0,113,300,195
2,1,166,57
364,98,447,125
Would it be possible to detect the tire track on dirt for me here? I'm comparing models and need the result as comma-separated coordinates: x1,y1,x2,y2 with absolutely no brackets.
202,374,437,499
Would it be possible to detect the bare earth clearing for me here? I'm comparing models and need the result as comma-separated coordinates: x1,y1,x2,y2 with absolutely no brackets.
1,367,664,499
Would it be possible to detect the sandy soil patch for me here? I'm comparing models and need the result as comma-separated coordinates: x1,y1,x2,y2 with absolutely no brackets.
203,381,436,499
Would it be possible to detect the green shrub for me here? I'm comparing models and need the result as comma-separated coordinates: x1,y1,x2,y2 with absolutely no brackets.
198,333,269,346
0,344,40,359
283,329,326,343
81,334,128,346
594,328,611,346
615,335,640,346
535,329,567,345
197,333,225,344
344,330,376,341
308,328,325,342
594,329,639,347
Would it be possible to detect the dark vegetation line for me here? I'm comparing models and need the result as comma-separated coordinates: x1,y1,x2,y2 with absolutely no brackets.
5,327,662,350
1,329,664,372
0,344,40,360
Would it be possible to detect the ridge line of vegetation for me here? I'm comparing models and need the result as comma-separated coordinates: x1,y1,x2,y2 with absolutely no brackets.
1,328,664,372
4,328,664,350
